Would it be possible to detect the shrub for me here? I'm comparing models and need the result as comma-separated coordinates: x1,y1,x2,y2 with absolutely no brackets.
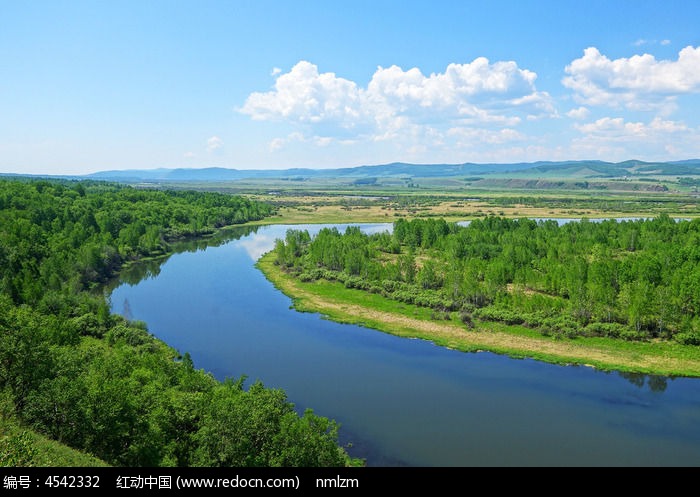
459,310,474,328
674,332,700,346
584,322,625,338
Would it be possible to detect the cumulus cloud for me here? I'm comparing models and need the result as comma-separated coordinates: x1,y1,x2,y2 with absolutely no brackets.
240,59,554,151
241,61,364,128
447,127,525,146
567,106,590,120
574,116,687,137
366,59,544,112
206,136,223,152
571,116,700,160
563,46,700,111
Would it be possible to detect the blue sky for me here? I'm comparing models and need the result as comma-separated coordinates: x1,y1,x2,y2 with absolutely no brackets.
2,0,700,175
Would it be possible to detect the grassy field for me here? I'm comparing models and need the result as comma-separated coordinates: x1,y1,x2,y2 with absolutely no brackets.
239,189,700,225
159,171,700,226
0,415,109,467
250,198,698,225
257,253,700,377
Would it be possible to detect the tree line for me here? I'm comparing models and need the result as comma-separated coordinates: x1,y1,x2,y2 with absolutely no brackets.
274,216,700,344
0,178,356,467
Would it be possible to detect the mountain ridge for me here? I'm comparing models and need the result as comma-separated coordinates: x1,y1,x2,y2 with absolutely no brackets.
84,159,700,182
3,159,699,182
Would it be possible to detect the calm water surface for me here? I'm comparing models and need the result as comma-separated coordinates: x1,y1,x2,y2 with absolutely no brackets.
109,223,700,467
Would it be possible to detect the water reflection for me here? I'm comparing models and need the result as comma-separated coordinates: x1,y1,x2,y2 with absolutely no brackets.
105,225,261,291
618,371,671,393
238,233,278,261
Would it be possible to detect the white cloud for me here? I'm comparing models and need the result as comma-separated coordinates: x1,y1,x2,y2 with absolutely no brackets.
563,46,700,112
634,39,672,47
269,137,286,151
206,136,223,152
240,59,554,151
566,106,590,120
574,116,688,137
447,127,525,146
570,116,700,160
183,151,195,158
240,61,364,129
239,233,276,261
268,132,307,152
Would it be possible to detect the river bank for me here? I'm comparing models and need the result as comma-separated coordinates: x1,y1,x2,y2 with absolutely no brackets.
257,252,700,377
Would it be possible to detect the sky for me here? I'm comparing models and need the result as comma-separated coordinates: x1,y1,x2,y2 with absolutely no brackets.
2,0,700,175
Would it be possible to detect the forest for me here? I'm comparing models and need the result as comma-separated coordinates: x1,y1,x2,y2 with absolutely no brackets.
273,216,700,345
0,178,357,467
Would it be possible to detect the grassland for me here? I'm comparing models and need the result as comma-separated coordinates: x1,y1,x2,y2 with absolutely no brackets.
248,195,700,225
257,253,700,377
233,184,699,225
150,162,700,225
0,415,109,467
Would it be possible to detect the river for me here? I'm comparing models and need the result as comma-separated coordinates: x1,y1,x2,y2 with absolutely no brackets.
108,223,700,467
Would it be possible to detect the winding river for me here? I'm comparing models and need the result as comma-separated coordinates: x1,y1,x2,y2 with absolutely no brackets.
109,223,700,467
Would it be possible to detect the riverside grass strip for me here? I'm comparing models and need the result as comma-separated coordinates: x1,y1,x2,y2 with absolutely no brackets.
257,252,700,377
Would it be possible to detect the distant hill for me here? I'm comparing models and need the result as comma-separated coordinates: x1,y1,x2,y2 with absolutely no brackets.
85,162,535,182
4,159,699,184
84,159,700,183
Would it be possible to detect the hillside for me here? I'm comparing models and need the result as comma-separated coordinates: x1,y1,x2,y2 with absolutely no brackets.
1,415,109,467
84,159,700,183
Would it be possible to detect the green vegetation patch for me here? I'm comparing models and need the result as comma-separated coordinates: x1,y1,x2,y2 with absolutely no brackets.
0,412,109,467
0,178,357,467
260,216,700,377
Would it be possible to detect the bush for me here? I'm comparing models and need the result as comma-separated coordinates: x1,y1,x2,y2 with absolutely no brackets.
459,310,474,328
473,307,525,325
619,329,649,342
105,323,151,346
538,316,581,338
430,310,451,321
584,322,625,338
68,313,105,338
0,431,37,467
674,332,700,346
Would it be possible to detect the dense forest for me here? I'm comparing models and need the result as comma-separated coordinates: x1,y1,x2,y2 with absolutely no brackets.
0,178,356,467
274,216,700,344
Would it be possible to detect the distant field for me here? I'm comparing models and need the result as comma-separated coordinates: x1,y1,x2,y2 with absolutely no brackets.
141,168,700,225
242,190,699,225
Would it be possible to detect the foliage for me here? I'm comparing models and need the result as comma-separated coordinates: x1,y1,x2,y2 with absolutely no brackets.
0,178,356,467
273,215,700,343
0,430,37,466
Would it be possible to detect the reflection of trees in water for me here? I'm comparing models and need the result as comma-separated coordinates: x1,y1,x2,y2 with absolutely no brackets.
617,371,671,393
173,224,260,254
106,225,261,290
119,259,166,286
122,298,133,322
